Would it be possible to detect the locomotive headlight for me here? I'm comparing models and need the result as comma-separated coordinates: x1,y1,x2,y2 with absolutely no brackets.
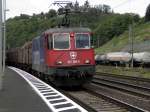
85,59,90,64
56,61,63,65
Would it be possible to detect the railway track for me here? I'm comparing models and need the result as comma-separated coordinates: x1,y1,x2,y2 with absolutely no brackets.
26,68,150,111
27,70,130,112
95,72,150,88
93,76,150,99
63,88,129,112
90,72,150,111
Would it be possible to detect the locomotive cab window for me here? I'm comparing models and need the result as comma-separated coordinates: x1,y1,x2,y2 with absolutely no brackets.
75,33,90,49
53,33,70,50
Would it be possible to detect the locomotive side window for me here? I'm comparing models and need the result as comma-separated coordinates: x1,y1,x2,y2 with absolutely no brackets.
48,34,53,49
53,33,70,50
75,33,90,49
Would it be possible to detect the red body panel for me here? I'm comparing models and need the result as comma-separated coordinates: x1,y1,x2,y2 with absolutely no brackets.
45,49,95,67
44,31,95,67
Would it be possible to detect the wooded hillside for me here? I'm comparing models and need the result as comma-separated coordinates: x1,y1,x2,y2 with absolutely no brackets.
6,1,140,48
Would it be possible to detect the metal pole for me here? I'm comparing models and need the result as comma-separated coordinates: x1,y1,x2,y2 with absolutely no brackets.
131,25,134,68
3,0,6,73
0,0,3,91
129,0,134,68
129,25,133,68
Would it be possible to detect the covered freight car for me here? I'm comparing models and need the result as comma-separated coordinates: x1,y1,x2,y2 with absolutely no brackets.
21,41,32,69
7,48,20,66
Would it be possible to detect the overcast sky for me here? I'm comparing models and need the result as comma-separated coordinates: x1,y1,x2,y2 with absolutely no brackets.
6,0,150,19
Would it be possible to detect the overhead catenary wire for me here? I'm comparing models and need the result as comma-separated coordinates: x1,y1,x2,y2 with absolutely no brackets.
112,0,131,9
110,0,136,12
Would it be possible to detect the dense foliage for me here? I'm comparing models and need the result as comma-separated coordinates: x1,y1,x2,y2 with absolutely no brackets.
6,12,57,48
6,1,140,48
95,22,150,54
145,4,150,22
94,13,140,47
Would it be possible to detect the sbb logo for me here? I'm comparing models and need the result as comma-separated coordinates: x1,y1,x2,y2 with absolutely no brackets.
70,51,77,60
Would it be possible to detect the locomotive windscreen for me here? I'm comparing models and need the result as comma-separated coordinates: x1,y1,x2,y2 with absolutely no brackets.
53,33,70,49
75,34,90,49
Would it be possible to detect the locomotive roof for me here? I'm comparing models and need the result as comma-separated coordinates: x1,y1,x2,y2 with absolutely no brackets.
45,27,91,34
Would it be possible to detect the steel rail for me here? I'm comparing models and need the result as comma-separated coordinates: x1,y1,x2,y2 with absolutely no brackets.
62,88,129,112
93,77,150,98
84,84,149,112
96,72,150,82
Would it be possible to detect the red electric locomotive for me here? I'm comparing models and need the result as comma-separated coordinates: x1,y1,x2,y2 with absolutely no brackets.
32,27,95,86
7,1,95,86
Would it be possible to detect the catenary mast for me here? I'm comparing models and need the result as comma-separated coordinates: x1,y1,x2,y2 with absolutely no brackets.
0,0,3,90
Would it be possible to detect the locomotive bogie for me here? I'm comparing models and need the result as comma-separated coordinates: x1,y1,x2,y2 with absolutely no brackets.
45,66,95,86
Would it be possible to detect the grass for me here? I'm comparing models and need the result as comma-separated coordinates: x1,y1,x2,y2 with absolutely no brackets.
95,22,150,54
96,65,150,79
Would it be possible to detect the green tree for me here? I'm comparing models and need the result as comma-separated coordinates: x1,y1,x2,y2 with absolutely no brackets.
46,9,57,18
6,4,141,48
94,14,139,47
145,4,150,22
20,14,30,19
